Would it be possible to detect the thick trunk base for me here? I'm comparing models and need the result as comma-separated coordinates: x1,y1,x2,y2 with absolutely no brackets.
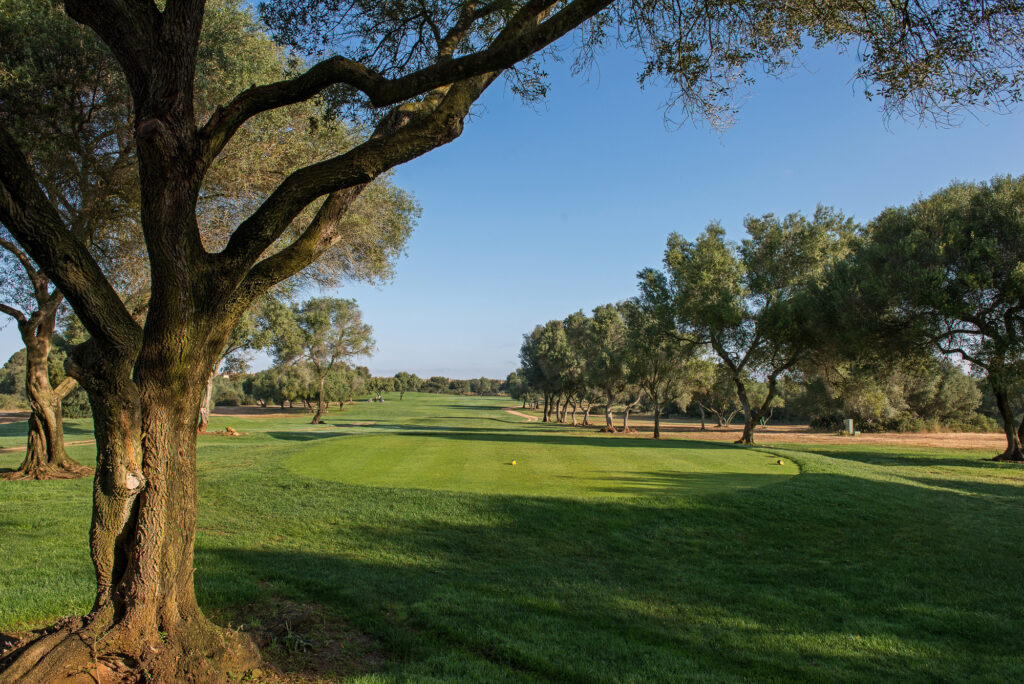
993,448,1024,462
0,607,259,683
1,460,91,481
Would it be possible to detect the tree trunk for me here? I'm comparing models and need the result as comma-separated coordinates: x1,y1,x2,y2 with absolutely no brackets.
993,384,1024,461
312,377,326,424
732,375,756,445
699,404,706,431
653,399,662,439
569,399,577,426
582,401,591,426
197,367,215,433
542,392,550,422
2,329,257,681
4,306,88,480
603,392,616,432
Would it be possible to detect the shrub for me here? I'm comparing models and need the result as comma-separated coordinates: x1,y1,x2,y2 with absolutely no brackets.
0,393,25,410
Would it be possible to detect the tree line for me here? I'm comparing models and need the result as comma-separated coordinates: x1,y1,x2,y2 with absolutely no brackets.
511,178,1019,457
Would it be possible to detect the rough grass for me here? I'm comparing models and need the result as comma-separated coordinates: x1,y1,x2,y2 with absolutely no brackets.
1,393,1022,682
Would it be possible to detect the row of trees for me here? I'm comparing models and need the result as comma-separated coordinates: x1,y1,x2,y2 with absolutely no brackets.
514,179,1017,453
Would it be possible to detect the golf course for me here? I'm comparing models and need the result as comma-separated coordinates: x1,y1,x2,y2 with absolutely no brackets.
1,393,1021,682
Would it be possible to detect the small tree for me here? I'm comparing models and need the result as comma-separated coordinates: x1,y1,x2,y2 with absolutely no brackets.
623,293,704,439
264,298,374,423
393,371,422,399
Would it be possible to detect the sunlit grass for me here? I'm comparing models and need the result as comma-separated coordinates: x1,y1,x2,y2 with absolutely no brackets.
1,393,1022,682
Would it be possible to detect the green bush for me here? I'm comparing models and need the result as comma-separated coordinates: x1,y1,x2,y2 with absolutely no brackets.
62,386,92,418
215,389,242,406
0,393,25,410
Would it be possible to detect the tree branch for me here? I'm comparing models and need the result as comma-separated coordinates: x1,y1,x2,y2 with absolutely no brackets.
0,302,27,324
218,72,497,282
0,125,142,355
198,0,611,169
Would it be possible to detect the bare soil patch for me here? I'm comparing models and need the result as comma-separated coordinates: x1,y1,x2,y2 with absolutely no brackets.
0,411,29,424
503,408,538,422
0,439,95,454
609,420,1002,451
231,599,387,683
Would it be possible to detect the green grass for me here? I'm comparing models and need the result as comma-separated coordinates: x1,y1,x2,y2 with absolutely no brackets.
1,393,1023,682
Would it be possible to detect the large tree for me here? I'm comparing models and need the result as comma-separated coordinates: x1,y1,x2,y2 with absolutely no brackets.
653,209,856,444
852,176,1024,459
585,302,632,432
1,0,1022,679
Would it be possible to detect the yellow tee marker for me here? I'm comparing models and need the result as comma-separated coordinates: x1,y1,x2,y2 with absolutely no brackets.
511,460,517,466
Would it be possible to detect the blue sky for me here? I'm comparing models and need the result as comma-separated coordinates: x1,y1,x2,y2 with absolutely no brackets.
2,46,1022,379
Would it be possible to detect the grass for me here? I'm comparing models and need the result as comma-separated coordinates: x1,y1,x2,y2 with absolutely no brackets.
1,393,1023,682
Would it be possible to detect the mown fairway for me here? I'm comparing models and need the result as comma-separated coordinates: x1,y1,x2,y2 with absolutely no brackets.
2,393,1023,682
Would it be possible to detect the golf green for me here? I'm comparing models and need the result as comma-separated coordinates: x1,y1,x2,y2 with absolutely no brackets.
282,399,797,498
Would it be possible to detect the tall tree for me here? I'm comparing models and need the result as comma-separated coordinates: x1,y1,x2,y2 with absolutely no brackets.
852,176,1024,460
2,0,1022,679
585,302,632,432
655,208,856,444
263,297,374,423
624,291,704,439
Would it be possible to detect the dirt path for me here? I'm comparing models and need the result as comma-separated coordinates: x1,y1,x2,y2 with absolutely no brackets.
0,439,96,454
503,408,538,422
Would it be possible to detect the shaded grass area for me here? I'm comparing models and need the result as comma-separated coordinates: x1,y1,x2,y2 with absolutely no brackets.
1,393,1023,682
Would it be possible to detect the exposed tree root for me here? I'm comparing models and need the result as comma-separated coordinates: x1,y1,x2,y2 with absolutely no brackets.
0,610,259,683
599,426,617,433
1,461,92,481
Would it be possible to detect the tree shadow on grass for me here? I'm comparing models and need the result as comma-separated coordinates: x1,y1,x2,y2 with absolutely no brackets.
794,447,1005,470
0,420,94,441
389,429,746,452
905,475,1024,500
195,470,1024,683
564,469,794,496
265,430,355,442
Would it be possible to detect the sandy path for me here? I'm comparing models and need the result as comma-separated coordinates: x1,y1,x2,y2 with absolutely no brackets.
596,420,1003,451
0,439,96,454
503,408,539,422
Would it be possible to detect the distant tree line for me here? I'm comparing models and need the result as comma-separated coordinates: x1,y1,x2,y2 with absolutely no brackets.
511,177,1016,456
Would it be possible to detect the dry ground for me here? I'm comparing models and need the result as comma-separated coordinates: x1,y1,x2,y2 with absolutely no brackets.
596,417,1002,450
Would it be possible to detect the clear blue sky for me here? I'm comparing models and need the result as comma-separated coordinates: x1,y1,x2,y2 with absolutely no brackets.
2,46,1022,378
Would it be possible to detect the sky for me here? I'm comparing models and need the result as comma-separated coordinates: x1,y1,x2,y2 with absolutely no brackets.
2,45,1023,378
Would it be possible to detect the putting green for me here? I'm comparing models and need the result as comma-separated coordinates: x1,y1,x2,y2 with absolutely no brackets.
282,399,798,499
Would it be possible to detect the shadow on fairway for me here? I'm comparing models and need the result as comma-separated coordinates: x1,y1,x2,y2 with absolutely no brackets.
572,469,793,495
195,470,1024,682
797,447,1001,470
0,420,94,441
382,428,744,452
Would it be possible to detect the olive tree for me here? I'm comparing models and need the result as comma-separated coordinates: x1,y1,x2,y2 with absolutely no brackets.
856,176,1024,459
262,297,374,423
653,209,856,444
